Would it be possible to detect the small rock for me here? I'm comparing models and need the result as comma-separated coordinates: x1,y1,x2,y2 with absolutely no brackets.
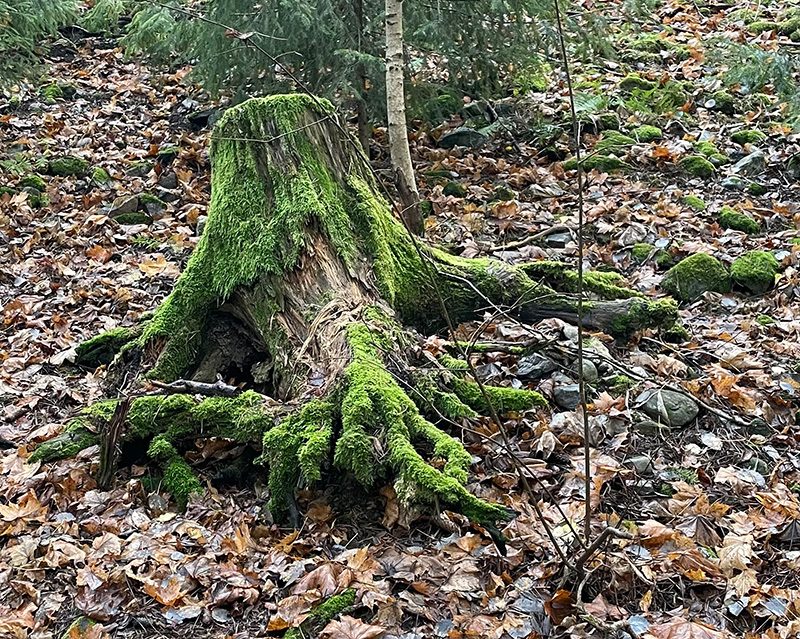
158,171,179,190
156,187,179,203
110,195,139,216
573,359,598,382
545,231,572,248
438,127,489,149
732,151,766,176
638,389,699,427
634,419,669,435
147,493,168,516
721,176,746,190
626,455,654,474
554,384,582,410
196,215,208,236
516,353,557,381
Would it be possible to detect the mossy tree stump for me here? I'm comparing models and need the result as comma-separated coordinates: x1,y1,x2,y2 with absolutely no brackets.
35,95,679,529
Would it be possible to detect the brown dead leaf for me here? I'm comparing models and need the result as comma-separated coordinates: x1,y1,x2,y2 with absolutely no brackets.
648,617,731,639
544,589,576,625
380,485,399,528
320,615,384,639
718,534,754,576
86,244,113,264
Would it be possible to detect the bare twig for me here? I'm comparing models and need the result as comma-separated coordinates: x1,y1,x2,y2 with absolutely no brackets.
488,224,574,253
149,378,240,398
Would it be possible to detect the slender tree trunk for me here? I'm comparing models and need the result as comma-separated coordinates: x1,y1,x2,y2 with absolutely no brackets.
384,0,423,235
354,0,371,158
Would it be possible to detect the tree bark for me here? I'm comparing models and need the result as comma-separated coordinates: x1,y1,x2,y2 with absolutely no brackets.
35,95,680,530
384,0,423,235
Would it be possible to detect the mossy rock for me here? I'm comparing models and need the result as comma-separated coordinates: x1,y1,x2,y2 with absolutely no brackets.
0,186,17,197
730,250,779,294
656,81,688,112
619,73,657,92
632,125,662,142
597,112,621,131
728,9,758,24
731,130,766,146
92,167,112,184
128,161,152,177
114,212,154,226
679,155,715,178
693,141,729,165
139,192,167,207
18,174,47,191
681,194,705,211
40,83,63,104
779,17,800,35
655,249,674,269
563,155,630,172
157,147,181,163
719,207,760,234
709,91,736,115
49,156,89,176
22,187,47,208
661,253,731,301
748,21,779,33
595,131,636,153
632,243,654,261
443,181,467,197
748,182,767,196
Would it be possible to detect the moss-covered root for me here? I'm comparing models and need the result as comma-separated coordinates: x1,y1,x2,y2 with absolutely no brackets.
520,261,643,300
28,423,98,463
334,319,513,526
285,589,356,639
75,326,141,367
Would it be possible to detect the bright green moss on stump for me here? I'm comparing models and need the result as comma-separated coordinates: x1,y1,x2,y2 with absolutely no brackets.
661,253,731,301
75,327,140,367
679,155,715,178
731,250,779,294
719,207,760,234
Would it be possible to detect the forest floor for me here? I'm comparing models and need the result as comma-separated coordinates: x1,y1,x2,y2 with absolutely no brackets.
2,2,800,639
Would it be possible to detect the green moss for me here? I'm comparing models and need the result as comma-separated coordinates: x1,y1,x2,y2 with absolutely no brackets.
730,250,779,294
40,83,63,104
632,243,653,261
656,81,688,112
139,192,166,206
710,91,736,114
693,142,728,164
0,186,17,197
756,314,774,325
748,182,767,196
114,212,153,225
619,73,657,92
595,131,636,153
731,129,766,146
630,34,670,53
92,167,111,183
779,17,800,35
655,249,674,269
520,261,642,300
748,21,779,33
148,436,202,507
449,375,547,414
662,322,690,342
678,155,715,178
443,181,467,197
284,590,356,639
719,207,760,234
28,424,98,463
661,253,731,301
260,400,334,516
18,174,47,191
681,194,706,211
75,327,139,367
49,156,89,176
60,617,96,639
337,320,510,524
632,125,662,142
609,298,680,338
597,112,621,131
157,146,180,160
563,155,630,172
607,375,636,394
728,9,757,24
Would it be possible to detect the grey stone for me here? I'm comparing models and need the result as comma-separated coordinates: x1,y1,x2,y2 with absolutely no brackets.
634,419,669,436
639,389,699,427
732,151,766,176
110,195,139,215
574,359,598,382
158,171,178,189
156,187,179,203
196,215,208,236
545,231,572,248
516,353,556,380
554,384,582,410
721,176,746,190
626,454,654,474
438,127,489,149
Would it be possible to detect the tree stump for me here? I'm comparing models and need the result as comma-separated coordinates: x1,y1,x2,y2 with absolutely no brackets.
33,95,680,529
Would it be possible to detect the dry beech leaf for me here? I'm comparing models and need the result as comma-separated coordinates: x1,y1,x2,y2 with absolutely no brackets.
320,615,384,639
647,617,730,639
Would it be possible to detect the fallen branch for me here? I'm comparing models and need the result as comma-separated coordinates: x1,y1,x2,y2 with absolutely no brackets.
489,225,574,253
148,379,241,398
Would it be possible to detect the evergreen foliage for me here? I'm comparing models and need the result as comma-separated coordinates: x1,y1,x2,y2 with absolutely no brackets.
0,0,78,85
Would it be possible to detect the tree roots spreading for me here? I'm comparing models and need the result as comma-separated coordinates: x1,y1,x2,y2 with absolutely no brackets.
37,94,684,528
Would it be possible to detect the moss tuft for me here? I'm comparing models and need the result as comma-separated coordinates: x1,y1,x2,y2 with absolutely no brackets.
40,83,63,104
114,212,153,225
50,156,89,176
632,125,662,142
693,141,729,164
730,250,779,294
748,182,767,196
284,590,356,639
678,155,715,178
748,21,779,33
75,327,139,367
710,91,736,114
619,73,657,92
730,130,766,146
28,424,98,463
719,207,760,234
680,194,706,211
661,253,731,301
443,181,467,197
563,155,630,172
92,167,111,183
655,249,674,269
18,174,47,191
631,243,653,261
